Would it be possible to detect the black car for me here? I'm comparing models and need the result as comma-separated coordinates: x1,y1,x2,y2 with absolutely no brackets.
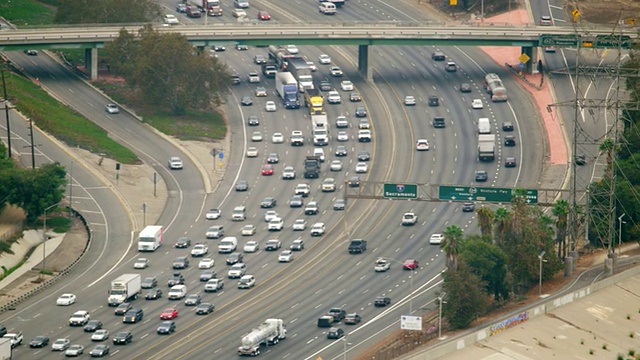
114,303,131,316
196,303,215,315
29,335,49,348
374,296,391,307
84,320,103,332
226,252,244,265
254,55,266,64
89,344,110,357
266,153,279,164
462,202,475,212
24,49,38,56
213,45,226,52
172,256,189,269
145,289,163,300
505,156,517,167
428,95,439,106
355,106,367,117
475,170,488,182
260,197,277,208
504,135,516,147
319,80,332,91
236,44,249,51
235,180,249,191
350,92,362,102
167,272,185,287
460,83,472,93
199,269,217,282
141,276,157,289
112,331,132,345
327,327,345,339
247,116,260,126
241,96,253,106
335,145,348,157
157,321,176,335
357,151,370,161
502,122,514,131
174,237,191,248
431,51,446,61
123,309,144,324
0,326,6,337
575,154,586,166
348,176,360,187
289,195,304,208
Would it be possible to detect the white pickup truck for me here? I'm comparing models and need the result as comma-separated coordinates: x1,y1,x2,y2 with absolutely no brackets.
3,331,22,348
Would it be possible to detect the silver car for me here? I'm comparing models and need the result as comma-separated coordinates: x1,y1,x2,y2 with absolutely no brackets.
168,157,183,169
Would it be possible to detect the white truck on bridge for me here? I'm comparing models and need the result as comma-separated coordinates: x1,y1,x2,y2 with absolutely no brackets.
108,274,141,306
238,318,287,356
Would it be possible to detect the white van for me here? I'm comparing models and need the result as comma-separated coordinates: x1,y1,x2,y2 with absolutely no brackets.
168,285,187,300
478,118,491,134
218,237,238,253
232,206,246,221
313,148,325,162
319,2,337,14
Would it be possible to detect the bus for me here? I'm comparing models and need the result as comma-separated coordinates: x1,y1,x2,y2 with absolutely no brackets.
483,73,508,102
138,225,163,252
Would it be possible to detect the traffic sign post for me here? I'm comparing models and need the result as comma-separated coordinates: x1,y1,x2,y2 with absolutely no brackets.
539,34,580,47
383,183,418,199
438,185,538,204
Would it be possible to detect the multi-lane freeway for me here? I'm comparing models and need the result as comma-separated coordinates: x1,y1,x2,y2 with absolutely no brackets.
0,0,580,359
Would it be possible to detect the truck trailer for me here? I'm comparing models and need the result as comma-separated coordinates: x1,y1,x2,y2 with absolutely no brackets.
238,319,287,356
275,72,300,109
108,274,141,306
478,134,496,162
287,58,314,92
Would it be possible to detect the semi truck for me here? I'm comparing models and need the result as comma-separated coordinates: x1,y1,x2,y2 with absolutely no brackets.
304,156,321,178
238,319,287,356
138,225,163,251
478,134,496,162
275,72,300,109
304,88,324,112
108,274,141,306
287,58,314,92
312,113,329,145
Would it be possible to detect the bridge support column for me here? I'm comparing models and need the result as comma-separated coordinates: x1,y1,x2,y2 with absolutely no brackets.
520,46,539,74
358,45,372,82
85,48,98,80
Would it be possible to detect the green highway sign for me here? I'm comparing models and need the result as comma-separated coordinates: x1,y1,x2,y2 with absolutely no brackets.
539,34,580,47
595,35,632,49
383,183,418,199
438,186,538,204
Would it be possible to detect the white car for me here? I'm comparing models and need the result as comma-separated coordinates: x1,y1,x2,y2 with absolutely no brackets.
294,183,310,197
402,212,418,226
340,80,354,91
310,222,325,236
282,166,296,179
321,178,336,192
242,224,256,236
471,99,484,109
285,45,299,54
272,132,284,143
237,274,256,289
205,208,221,220
416,139,430,151
105,103,120,114
268,217,284,231
52,338,71,351
133,258,149,269
198,258,215,269
251,131,263,142
248,72,260,83
246,147,259,157
69,310,90,326
244,241,259,253
336,131,349,142
292,219,307,231
355,162,368,173
265,101,277,112
56,293,76,306
307,61,318,71
168,157,183,170
358,129,372,142
429,233,444,245
404,95,416,106
204,278,224,292
278,250,294,262
330,160,343,171
327,90,342,104
191,243,209,257
91,329,109,341
374,258,391,272
264,210,279,222
163,14,179,25
330,67,343,77
233,8,247,17
319,54,332,64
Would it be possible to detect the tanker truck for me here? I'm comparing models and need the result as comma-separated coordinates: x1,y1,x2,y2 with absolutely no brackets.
238,318,287,356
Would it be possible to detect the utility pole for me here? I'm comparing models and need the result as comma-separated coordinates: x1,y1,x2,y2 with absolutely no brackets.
28,117,36,168
1,70,12,158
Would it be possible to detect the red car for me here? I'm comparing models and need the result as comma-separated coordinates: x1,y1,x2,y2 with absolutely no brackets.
402,259,419,270
160,308,178,320
257,10,271,21
261,164,274,176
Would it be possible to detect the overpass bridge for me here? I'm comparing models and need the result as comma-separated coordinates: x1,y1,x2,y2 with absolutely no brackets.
1,23,634,79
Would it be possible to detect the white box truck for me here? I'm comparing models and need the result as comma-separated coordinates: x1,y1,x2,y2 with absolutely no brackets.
138,225,163,251
478,118,491,134
238,318,287,356
478,134,496,162
108,274,141,306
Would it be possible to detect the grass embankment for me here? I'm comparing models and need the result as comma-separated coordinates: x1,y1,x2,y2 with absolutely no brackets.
0,0,57,27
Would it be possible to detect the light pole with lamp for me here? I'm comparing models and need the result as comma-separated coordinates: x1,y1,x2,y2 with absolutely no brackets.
538,251,546,296
618,213,626,256
42,202,63,278
438,292,447,339
342,332,350,360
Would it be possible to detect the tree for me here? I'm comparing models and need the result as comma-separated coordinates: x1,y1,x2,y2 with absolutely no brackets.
102,28,139,78
441,261,489,329
55,0,162,24
552,199,569,258
476,206,494,238
460,240,510,301
442,224,464,270
492,207,511,245
8,163,67,223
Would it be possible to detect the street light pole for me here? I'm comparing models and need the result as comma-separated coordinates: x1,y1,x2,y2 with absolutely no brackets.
343,333,348,360
42,203,60,278
618,213,626,256
538,251,546,296
438,292,447,339
409,270,415,314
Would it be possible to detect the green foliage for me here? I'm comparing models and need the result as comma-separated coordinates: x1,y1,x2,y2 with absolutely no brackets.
54,0,162,24
0,0,56,26
0,241,14,254
460,240,511,301
9,163,67,223
144,111,226,141
442,224,464,270
45,215,71,233
441,262,489,329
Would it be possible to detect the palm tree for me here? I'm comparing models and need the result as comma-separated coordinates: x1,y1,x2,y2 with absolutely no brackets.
442,224,464,270
552,199,569,258
476,206,494,238
493,207,511,245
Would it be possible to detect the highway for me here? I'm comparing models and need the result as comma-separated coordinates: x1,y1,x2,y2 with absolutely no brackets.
0,0,546,359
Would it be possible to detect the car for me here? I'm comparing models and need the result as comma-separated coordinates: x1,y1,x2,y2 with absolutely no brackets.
246,147,259,158
305,201,319,215
471,99,484,109
350,92,362,102
167,272,185,287
544,46,557,53
357,118,370,130
29,335,49,348
264,210,279,222
505,156,517,167
431,51,446,61
24,49,38,56
184,294,202,306
66,344,84,356
319,80,332,91
402,259,420,270
374,296,391,307
227,252,244,265
278,250,294,262
462,202,475,212
416,139,430,151
355,106,367,117
91,329,109,342
265,239,282,251
236,44,249,51
285,44,299,54
251,131,263,142
404,95,416,106
261,164,274,176
327,90,342,104
233,8,247,18
267,153,279,164
336,131,349,142
213,45,226,52
265,101,277,112
231,74,241,84
307,61,318,71
257,10,271,20
289,195,304,208
335,145,348,156
254,54,266,64
105,104,119,114
335,116,349,128
175,237,191,248
168,157,183,170
445,61,457,72
290,239,305,251
69,310,90,326
133,258,149,269
290,130,305,146
268,217,284,231
319,54,332,64
540,15,553,25
56,293,77,306
160,308,178,320
89,344,110,357
172,256,189,269
237,274,256,289
429,233,444,245
294,183,311,197
504,135,516,146
327,327,345,339
261,197,277,208
242,224,256,236
460,82,472,92
272,132,284,143
344,313,362,325
428,95,439,106
122,308,144,323
333,198,346,211
355,162,368,173
374,258,391,272
199,269,216,282
84,320,103,332
330,160,343,171
205,208,221,220
322,178,336,192
163,14,179,25
241,96,253,106
290,219,307,232
228,263,247,279
282,166,296,179
247,115,260,126
248,72,260,83
196,303,215,315
52,338,71,351
243,241,259,253
157,321,176,335
330,66,343,77
402,212,417,226
198,258,215,269
502,121,514,131
205,278,225,292
340,80,354,91
348,176,360,187
112,331,132,345
310,222,325,236
475,170,488,182
114,302,132,315
357,151,371,161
